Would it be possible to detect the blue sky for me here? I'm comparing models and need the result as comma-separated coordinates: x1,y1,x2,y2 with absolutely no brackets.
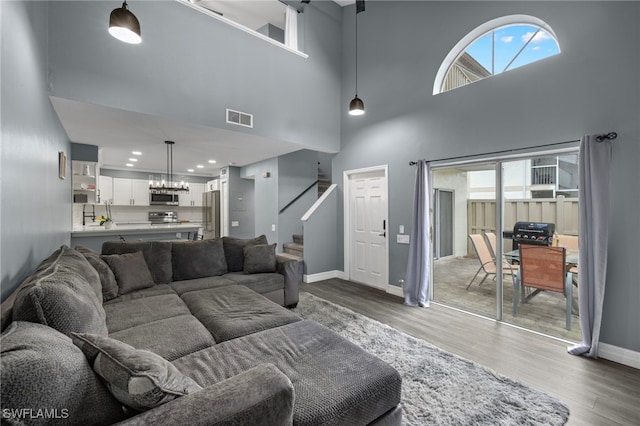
466,25,560,75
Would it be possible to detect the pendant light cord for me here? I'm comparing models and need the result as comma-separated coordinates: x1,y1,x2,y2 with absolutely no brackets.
354,9,358,96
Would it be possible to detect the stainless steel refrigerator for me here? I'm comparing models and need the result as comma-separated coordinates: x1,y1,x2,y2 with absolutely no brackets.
202,190,220,239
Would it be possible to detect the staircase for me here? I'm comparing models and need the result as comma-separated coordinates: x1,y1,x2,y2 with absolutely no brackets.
318,169,331,197
281,234,304,262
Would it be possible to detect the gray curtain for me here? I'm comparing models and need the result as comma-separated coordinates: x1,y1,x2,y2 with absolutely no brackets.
568,135,613,358
404,160,431,307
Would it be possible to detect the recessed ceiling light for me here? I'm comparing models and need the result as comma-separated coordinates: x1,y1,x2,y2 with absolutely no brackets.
196,165,204,168
132,151,142,155
126,163,134,167
187,169,194,172
208,160,217,164
128,158,138,162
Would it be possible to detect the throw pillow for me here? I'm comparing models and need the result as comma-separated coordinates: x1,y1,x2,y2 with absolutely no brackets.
1,322,127,425
223,235,268,272
75,245,119,301
243,243,277,274
101,251,155,296
101,241,173,284
171,239,227,281
71,333,202,411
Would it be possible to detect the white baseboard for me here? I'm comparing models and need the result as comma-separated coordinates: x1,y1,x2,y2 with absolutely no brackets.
599,343,640,369
304,270,346,283
386,285,403,297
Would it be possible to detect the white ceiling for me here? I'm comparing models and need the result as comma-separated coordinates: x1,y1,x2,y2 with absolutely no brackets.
51,97,303,177
51,0,354,177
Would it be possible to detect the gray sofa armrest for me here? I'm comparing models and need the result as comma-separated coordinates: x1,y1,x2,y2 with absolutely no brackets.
276,255,302,307
115,364,294,426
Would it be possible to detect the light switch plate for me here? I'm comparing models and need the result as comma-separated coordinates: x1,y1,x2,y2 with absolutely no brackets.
231,221,239,227
399,225,405,234
271,224,276,231
397,234,410,244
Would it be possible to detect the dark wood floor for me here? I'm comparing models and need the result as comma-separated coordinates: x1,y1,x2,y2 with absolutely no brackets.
302,279,640,426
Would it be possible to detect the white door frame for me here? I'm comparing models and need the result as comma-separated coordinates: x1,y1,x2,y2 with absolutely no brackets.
343,165,392,293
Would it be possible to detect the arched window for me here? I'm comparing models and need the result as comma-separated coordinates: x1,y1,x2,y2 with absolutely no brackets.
434,15,560,94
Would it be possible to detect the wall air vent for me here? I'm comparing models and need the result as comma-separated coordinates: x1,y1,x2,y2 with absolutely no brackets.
226,109,253,128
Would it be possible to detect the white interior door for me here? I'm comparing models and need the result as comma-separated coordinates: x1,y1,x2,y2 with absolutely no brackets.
348,170,388,289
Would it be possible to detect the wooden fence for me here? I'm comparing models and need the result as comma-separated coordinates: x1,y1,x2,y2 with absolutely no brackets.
467,195,579,254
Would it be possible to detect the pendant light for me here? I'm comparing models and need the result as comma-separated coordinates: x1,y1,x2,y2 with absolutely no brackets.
349,1,365,116
109,1,142,44
149,141,190,193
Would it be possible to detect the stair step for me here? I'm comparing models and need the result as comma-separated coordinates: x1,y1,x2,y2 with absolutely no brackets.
277,252,303,262
293,234,303,244
283,242,304,257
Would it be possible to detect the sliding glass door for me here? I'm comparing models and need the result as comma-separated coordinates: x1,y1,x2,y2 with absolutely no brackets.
430,150,582,342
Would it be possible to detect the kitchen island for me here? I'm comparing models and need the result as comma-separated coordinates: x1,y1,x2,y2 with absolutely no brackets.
71,223,202,252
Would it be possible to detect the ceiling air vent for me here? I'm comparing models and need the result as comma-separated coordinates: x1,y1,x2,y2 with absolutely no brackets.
226,109,253,128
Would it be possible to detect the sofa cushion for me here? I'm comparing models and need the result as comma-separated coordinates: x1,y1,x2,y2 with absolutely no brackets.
101,251,156,296
103,284,177,305
180,286,301,342
104,294,191,333
12,246,108,336
1,322,127,425
173,320,402,425
110,315,216,361
76,245,119,301
222,235,268,272
243,243,277,274
170,275,236,296
225,272,285,294
102,241,173,284
171,239,227,281
72,333,202,411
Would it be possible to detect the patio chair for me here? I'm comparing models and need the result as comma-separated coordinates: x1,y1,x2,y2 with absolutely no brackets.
557,234,579,286
513,245,573,330
467,234,518,290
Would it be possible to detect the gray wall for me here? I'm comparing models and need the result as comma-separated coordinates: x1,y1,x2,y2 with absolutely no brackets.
226,166,255,238
242,158,279,244
334,1,640,352
1,2,72,301
304,187,338,275
46,1,342,154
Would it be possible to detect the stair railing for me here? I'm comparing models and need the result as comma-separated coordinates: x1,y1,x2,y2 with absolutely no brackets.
279,180,319,215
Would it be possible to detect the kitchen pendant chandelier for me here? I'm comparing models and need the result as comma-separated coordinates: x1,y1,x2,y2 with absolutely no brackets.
109,1,142,44
148,141,189,193
348,0,365,116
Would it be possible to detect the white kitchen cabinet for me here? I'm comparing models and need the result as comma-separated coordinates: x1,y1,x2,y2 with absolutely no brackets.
98,175,113,204
113,178,149,206
179,182,205,207
206,180,219,191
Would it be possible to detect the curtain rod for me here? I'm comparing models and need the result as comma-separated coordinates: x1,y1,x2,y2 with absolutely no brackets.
409,131,617,166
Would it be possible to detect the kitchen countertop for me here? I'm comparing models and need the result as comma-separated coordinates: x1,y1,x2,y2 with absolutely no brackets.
72,222,201,237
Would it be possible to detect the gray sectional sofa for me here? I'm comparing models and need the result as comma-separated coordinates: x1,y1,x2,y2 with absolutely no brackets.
1,237,402,425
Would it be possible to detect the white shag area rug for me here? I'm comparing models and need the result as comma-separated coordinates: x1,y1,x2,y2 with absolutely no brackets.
293,292,570,426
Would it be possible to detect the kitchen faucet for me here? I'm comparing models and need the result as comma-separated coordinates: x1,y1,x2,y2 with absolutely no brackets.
82,204,96,226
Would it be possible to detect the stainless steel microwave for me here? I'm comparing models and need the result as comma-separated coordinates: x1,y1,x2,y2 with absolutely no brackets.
150,192,179,206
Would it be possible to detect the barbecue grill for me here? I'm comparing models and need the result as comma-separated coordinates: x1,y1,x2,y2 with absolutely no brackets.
505,221,555,250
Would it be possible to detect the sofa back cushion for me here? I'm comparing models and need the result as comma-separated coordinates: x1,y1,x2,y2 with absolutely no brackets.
243,244,277,274
102,241,172,284
1,321,127,425
222,235,268,272
11,246,109,336
75,245,119,301
101,251,156,296
172,239,227,281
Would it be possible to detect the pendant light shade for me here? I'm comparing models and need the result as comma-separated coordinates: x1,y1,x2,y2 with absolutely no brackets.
348,2,365,116
109,1,141,44
349,96,365,116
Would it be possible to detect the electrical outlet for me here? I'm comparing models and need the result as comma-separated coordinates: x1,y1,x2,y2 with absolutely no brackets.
271,224,276,231
176,232,181,238
397,234,410,244
399,225,405,234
